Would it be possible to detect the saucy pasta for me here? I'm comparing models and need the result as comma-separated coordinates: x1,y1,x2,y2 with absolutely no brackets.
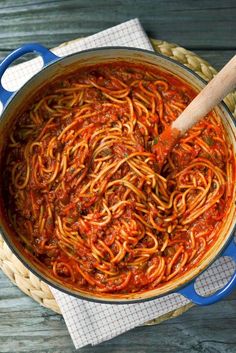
3,62,235,294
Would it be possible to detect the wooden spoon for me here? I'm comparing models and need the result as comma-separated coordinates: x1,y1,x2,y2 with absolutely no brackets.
153,55,236,168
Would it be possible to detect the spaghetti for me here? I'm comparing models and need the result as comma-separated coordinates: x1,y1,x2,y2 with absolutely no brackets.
3,62,235,294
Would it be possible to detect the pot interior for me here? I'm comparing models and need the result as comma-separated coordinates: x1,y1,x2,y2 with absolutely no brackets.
0,48,235,302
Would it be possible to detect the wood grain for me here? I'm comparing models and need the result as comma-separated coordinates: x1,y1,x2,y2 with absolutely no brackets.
0,272,235,353
0,1,236,352
172,55,236,133
0,0,235,50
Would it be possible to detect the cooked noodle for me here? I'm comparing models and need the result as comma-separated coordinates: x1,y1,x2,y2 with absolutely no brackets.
3,62,235,294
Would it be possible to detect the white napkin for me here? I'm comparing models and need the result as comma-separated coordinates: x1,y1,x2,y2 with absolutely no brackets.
51,257,234,348
1,18,234,350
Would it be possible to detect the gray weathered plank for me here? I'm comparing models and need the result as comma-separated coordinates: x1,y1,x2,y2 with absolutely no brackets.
0,272,235,353
193,50,235,70
0,0,235,50
0,1,236,352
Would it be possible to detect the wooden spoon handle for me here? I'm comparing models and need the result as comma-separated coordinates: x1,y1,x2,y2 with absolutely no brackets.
172,55,236,134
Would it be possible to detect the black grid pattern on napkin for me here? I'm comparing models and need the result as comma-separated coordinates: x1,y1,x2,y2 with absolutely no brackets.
1,18,235,350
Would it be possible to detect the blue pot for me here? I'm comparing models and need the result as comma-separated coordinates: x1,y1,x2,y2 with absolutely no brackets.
0,44,235,305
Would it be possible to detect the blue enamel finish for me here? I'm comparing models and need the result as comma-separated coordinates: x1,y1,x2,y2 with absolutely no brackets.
178,238,236,305
0,43,59,107
0,44,235,306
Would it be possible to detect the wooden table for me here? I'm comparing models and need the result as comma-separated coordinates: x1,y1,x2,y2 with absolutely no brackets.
0,1,235,352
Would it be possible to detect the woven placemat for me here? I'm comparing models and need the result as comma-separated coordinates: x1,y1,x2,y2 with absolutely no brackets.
0,39,235,323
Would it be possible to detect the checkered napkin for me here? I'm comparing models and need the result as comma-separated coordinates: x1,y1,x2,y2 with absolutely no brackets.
1,18,234,350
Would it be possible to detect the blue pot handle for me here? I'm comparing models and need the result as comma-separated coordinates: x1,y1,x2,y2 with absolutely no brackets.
178,237,236,305
0,43,59,107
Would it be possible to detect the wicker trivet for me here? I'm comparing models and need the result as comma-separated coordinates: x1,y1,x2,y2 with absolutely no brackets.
0,39,235,323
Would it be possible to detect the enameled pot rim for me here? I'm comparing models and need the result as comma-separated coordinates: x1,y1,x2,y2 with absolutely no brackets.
0,46,235,304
